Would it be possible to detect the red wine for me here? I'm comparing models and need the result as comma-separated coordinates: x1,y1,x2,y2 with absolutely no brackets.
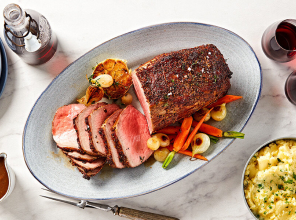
276,22,296,50
262,20,296,62
285,71,296,105
276,22,296,58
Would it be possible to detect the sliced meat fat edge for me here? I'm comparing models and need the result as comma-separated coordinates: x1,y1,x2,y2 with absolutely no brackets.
71,158,105,180
52,104,86,151
62,150,99,162
101,109,125,169
87,104,120,156
112,105,153,168
77,166,104,180
70,158,105,171
73,102,107,155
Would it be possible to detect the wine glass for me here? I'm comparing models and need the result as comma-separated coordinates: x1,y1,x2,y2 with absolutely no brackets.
285,71,296,105
262,19,296,63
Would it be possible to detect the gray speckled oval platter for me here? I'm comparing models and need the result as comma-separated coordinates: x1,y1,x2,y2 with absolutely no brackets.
23,22,261,200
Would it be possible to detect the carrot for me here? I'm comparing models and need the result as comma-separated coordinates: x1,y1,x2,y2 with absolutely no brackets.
156,126,181,135
192,121,244,139
181,108,213,151
167,134,178,143
173,116,193,152
162,116,193,169
207,95,243,108
167,146,208,161
158,124,222,137
159,122,244,139
192,121,223,137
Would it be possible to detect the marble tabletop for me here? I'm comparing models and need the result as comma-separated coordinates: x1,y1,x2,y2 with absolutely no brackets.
1,0,296,219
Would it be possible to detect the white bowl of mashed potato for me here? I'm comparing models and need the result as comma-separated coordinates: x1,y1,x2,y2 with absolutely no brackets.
243,138,296,220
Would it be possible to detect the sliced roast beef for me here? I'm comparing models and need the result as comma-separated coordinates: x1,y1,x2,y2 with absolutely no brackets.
52,104,86,151
87,104,120,155
70,158,105,171
63,150,99,162
132,44,232,133
77,166,104,179
71,157,105,179
101,109,125,168
74,102,107,155
112,105,153,168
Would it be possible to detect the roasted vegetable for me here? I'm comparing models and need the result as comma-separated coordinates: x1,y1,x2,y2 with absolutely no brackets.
193,108,211,122
77,85,104,106
121,92,133,105
211,103,227,121
147,137,160,150
89,59,132,99
152,133,170,147
91,74,113,88
191,133,211,155
154,148,170,162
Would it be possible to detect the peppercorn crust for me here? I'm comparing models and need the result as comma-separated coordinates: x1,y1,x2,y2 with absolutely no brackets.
133,44,232,132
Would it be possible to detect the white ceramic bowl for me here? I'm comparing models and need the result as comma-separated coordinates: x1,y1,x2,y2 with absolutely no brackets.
241,137,296,219
0,153,16,203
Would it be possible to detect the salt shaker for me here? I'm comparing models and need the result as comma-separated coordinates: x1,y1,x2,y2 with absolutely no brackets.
3,3,58,65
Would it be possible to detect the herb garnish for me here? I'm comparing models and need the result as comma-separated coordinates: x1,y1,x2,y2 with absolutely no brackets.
113,81,120,87
88,74,94,83
181,63,186,70
285,180,293,184
213,75,218,83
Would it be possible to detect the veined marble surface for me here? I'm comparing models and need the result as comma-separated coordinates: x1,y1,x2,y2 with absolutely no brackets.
1,0,296,219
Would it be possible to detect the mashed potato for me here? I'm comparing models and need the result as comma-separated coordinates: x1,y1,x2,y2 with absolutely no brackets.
244,139,296,220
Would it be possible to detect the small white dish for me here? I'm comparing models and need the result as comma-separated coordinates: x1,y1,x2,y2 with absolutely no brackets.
0,153,16,203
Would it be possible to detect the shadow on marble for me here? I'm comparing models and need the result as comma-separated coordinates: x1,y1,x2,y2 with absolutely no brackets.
34,39,72,78
0,175,35,219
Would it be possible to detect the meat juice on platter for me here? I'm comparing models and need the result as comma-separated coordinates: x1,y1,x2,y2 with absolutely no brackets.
52,44,233,179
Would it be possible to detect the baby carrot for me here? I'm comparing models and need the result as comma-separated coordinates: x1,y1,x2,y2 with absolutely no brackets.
192,121,223,137
192,121,244,139
167,146,208,161
162,116,193,169
181,108,213,151
173,116,193,152
156,126,181,135
167,134,178,143
207,95,242,108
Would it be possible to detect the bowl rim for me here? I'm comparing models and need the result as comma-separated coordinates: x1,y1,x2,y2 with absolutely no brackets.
241,136,296,219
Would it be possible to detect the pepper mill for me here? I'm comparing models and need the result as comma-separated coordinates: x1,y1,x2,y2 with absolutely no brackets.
3,3,58,65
